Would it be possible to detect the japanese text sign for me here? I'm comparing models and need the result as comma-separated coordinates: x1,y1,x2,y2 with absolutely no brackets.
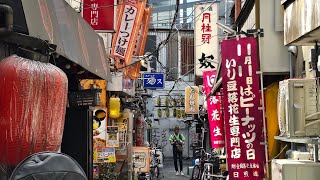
111,0,146,66
82,0,115,31
185,86,199,114
124,6,152,80
143,73,165,89
194,3,219,76
221,37,265,179
203,70,225,148
132,147,150,173
207,94,224,148
203,70,216,96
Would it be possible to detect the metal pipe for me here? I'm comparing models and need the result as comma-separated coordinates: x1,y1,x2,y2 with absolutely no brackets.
175,26,181,79
289,52,293,78
0,4,13,35
288,46,297,78
258,36,269,179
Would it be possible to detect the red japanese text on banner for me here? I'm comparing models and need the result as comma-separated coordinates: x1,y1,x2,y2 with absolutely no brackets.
221,37,265,179
111,0,146,66
203,70,216,96
82,0,115,31
203,70,225,148
207,95,225,148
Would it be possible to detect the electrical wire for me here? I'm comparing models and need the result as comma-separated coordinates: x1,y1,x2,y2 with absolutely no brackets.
268,145,288,163
110,1,235,97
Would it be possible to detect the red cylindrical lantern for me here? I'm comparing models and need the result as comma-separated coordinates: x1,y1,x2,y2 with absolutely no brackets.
135,115,145,146
0,55,68,165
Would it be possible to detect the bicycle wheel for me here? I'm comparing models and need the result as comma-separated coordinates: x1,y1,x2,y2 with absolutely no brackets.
155,166,160,179
191,165,201,180
201,170,213,180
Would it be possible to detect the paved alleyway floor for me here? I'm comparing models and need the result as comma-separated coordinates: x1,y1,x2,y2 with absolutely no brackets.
159,159,192,180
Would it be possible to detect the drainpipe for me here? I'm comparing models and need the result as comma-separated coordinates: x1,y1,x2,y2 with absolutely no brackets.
0,4,13,36
288,46,297,151
175,25,181,79
288,46,297,78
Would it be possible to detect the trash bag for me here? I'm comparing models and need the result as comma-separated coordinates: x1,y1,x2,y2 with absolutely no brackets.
9,152,87,180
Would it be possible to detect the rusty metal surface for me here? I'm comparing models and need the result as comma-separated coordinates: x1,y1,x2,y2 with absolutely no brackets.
284,0,320,45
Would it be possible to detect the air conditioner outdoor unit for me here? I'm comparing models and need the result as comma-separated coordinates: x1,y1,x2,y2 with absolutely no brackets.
278,78,320,137
272,159,320,180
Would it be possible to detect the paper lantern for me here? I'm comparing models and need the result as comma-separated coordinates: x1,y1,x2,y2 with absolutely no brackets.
109,97,121,119
0,55,68,165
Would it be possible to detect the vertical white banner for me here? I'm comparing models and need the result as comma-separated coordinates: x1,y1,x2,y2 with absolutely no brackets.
194,3,219,76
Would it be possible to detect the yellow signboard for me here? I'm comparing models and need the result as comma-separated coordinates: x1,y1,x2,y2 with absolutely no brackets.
185,86,200,114
93,148,116,163
80,79,107,107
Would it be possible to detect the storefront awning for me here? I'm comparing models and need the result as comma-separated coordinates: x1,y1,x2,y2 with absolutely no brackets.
20,0,112,82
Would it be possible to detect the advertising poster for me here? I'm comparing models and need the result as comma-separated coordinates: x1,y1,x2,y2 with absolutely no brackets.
80,79,107,107
106,126,120,147
93,108,107,148
221,37,265,179
132,147,150,173
94,148,116,163
114,112,129,150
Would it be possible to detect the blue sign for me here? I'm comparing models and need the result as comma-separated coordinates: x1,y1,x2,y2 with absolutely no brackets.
143,73,165,89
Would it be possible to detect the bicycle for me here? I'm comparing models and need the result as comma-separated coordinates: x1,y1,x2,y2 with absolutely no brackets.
149,148,161,179
191,149,227,180
132,155,149,180
201,150,228,180
191,147,206,180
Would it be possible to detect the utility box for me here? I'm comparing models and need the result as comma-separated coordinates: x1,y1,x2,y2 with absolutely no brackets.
272,159,320,180
278,78,320,137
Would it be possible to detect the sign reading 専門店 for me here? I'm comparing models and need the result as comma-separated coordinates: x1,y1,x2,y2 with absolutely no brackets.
82,0,115,31
194,2,219,76
221,37,265,179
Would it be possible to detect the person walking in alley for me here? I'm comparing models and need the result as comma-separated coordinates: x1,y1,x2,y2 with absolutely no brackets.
169,126,185,176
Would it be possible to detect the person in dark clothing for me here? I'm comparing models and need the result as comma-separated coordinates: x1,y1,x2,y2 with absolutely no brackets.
169,126,185,176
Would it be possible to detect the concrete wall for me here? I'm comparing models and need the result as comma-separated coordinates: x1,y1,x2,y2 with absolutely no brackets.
146,81,196,158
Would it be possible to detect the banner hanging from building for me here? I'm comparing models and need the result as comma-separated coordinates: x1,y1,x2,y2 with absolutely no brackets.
221,37,265,179
185,86,199,114
203,70,225,148
82,0,115,31
203,70,216,96
194,2,219,76
124,6,152,79
111,0,146,67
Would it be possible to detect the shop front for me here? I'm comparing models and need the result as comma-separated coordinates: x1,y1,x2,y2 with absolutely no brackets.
0,1,112,179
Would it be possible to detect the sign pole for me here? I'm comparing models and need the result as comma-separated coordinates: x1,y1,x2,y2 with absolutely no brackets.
257,35,269,179
258,71,269,179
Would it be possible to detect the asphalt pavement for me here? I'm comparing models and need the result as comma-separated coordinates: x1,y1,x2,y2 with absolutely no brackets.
159,158,192,180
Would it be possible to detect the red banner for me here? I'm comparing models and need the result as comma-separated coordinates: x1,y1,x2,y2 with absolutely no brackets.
203,70,225,148
203,70,216,96
221,37,265,179
82,0,115,31
207,95,225,148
